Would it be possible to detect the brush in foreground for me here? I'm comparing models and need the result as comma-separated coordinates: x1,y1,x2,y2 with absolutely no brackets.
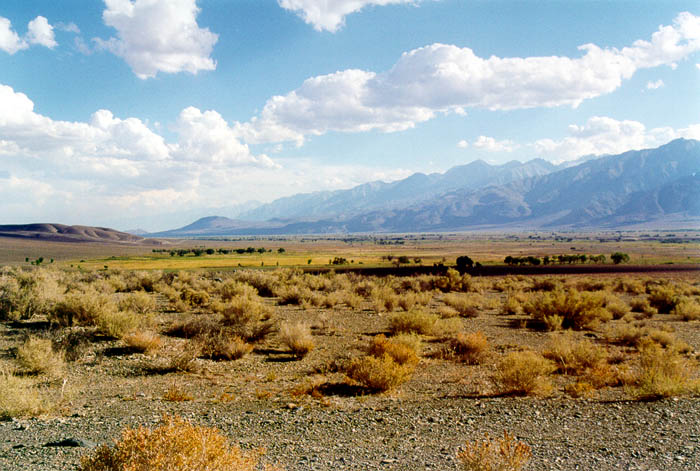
79,415,281,471
457,431,532,471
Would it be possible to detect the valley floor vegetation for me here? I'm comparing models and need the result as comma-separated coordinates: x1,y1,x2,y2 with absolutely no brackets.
0,262,699,469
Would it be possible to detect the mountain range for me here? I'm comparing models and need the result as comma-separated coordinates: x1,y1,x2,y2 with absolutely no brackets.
150,138,700,236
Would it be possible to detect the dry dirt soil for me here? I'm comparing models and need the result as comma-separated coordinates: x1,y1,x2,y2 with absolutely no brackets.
0,270,699,470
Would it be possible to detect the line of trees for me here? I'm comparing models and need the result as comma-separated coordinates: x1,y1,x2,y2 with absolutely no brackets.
504,253,629,266
151,247,280,257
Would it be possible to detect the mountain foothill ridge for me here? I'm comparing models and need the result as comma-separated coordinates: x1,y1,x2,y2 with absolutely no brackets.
149,138,700,236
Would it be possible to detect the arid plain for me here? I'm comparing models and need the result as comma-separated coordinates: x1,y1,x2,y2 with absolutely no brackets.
0,232,699,470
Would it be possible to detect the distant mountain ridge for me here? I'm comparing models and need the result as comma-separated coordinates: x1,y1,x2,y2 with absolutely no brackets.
239,158,556,221
0,224,164,244
152,139,700,236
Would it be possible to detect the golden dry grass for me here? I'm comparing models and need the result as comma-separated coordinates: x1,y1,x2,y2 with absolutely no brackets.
79,415,278,471
457,431,532,471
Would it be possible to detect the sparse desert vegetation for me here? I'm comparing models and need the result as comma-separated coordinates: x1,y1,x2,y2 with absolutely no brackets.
0,237,698,470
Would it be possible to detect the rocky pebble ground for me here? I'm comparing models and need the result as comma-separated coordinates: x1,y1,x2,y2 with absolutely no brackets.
1,396,698,470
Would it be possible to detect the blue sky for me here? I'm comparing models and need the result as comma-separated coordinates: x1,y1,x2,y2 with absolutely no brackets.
0,0,699,231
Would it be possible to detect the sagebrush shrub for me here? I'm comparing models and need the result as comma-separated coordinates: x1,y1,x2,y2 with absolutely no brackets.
49,288,117,327
0,268,63,321
445,331,490,365
118,291,156,314
628,341,700,400
367,334,419,366
443,293,483,318
123,331,163,354
197,333,252,361
457,431,531,471
16,336,65,377
648,286,680,314
543,331,607,375
389,310,438,335
522,289,611,330
0,367,52,419
672,297,700,321
220,296,274,342
79,415,275,471
278,322,315,357
346,354,415,392
493,351,555,396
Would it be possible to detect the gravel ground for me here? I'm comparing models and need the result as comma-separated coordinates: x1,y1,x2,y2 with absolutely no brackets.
1,396,699,470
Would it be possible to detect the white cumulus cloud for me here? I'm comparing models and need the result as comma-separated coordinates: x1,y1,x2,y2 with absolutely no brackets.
473,136,517,153
646,79,665,89
278,0,415,32
26,16,57,49
96,0,218,79
237,12,700,146
457,140,468,148
0,16,27,54
533,116,700,161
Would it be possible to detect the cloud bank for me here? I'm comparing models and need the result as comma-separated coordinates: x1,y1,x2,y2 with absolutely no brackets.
236,12,700,145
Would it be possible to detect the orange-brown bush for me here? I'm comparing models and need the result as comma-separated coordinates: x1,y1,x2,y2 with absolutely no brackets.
79,415,277,471
493,351,556,396
445,331,490,365
123,331,163,354
367,334,420,366
457,431,531,471
345,354,415,392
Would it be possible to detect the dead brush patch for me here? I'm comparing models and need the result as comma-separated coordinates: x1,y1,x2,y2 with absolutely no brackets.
542,331,608,375
493,351,556,396
78,415,277,471
117,291,157,314
501,295,523,316
367,334,420,366
522,288,611,331
443,293,483,318
279,321,315,358
49,288,118,327
648,285,681,314
0,367,53,419
605,324,688,351
626,340,700,400
389,309,439,335
196,332,253,361
162,383,194,402
457,431,531,471
345,354,415,392
16,336,65,377
123,331,163,354
371,285,400,312
443,331,490,365
672,297,700,321
629,297,657,318
220,296,274,342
